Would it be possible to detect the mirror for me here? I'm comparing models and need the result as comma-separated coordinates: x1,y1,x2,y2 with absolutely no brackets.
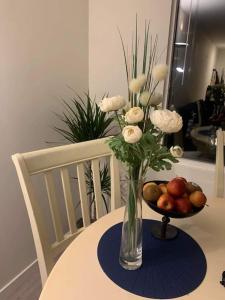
167,0,225,163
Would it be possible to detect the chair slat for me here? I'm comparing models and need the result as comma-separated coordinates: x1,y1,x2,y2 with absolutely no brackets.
60,167,77,234
215,128,224,197
51,228,84,257
44,171,64,242
91,159,104,219
110,154,121,210
76,163,91,227
22,137,111,175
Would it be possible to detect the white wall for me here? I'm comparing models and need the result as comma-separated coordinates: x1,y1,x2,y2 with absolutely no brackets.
0,0,88,289
175,28,217,107
188,29,216,101
89,0,172,100
172,17,217,108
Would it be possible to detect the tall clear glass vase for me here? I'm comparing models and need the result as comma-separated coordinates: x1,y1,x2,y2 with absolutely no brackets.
119,167,143,270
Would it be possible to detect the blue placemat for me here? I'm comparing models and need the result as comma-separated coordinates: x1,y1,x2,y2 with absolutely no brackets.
97,219,207,299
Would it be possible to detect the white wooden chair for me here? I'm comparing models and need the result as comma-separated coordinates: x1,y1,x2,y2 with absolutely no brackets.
215,128,225,197
12,137,121,286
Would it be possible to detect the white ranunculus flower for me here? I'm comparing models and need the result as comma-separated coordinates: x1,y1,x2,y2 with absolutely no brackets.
170,146,184,158
152,64,168,81
139,91,150,106
129,74,147,93
122,125,142,144
150,109,183,133
149,93,163,106
98,95,126,112
125,107,144,124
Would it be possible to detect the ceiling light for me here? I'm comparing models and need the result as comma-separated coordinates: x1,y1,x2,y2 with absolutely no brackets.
175,42,189,46
176,67,184,73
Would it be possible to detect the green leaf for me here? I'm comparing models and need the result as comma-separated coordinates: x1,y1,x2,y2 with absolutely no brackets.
54,93,114,143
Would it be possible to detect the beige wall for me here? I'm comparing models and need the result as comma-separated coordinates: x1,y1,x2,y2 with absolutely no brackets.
0,0,88,289
89,0,172,101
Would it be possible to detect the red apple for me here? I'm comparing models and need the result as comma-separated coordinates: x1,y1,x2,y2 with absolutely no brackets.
186,182,202,194
189,191,207,207
167,178,186,197
175,177,187,183
175,198,192,214
182,193,189,200
158,183,168,194
157,193,175,211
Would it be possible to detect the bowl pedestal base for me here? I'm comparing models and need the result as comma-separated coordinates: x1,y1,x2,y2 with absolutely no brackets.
151,216,178,240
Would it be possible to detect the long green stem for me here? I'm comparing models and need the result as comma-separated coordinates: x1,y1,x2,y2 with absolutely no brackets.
146,35,158,91
127,164,143,256
114,111,122,132
127,164,142,226
118,28,131,103
143,81,159,132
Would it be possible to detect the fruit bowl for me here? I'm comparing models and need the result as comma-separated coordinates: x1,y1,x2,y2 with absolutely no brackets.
145,181,204,219
143,180,206,240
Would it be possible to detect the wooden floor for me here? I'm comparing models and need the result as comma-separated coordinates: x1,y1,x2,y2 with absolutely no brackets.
1,263,42,300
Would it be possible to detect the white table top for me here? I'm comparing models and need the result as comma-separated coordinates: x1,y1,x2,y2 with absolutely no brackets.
39,198,225,300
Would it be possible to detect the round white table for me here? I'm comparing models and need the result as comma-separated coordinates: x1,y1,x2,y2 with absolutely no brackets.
39,199,225,300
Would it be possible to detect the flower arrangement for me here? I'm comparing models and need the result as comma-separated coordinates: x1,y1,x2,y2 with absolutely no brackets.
98,22,183,181
99,89,182,178
98,18,183,270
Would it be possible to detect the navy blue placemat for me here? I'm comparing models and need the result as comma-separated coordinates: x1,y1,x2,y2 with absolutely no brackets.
97,219,207,299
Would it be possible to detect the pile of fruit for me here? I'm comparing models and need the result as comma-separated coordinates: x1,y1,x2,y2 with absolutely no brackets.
143,177,207,214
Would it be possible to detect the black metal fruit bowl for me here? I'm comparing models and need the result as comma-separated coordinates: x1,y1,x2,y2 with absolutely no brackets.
143,180,204,218
143,180,205,240
147,201,204,218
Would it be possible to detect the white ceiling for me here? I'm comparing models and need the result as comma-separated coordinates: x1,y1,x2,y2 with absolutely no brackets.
181,0,225,47
181,0,225,13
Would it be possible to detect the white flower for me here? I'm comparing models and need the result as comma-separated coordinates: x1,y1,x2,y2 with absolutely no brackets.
139,91,163,106
129,74,147,93
139,91,150,106
149,93,163,106
150,109,183,133
170,146,184,158
125,107,144,124
152,64,168,81
122,125,142,144
98,95,126,112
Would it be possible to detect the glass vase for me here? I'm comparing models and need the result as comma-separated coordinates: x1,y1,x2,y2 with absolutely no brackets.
119,171,143,270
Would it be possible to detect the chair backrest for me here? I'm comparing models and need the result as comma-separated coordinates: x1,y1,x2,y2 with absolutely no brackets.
215,128,225,197
12,137,121,286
